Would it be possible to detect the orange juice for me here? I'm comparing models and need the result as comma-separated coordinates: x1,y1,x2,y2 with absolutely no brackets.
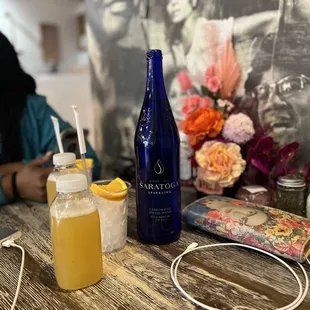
47,180,57,207
51,208,103,290
76,159,94,183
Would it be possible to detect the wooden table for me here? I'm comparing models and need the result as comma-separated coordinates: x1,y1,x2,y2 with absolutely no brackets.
1,190,310,310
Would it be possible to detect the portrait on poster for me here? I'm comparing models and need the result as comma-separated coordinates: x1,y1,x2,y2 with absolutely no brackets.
86,0,310,177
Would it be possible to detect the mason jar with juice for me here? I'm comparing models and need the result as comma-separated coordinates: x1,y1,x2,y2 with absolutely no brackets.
47,153,78,206
50,173,103,290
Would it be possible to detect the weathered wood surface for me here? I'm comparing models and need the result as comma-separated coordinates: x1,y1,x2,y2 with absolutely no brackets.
0,189,310,310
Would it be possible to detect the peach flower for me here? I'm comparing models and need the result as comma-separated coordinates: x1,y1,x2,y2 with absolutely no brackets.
195,141,246,188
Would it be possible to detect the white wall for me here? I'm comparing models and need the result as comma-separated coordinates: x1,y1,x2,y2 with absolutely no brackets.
36,72,95,148
0,0,78,75
0,0,95,150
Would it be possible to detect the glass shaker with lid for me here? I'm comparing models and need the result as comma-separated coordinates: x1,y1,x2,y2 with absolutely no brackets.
276,174,306,217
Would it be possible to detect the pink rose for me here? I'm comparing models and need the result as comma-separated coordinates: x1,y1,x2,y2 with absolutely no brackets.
188,95,200,110
177,70,192,92
199,96,214,108
207,76,221,93
205,65,216,84
181,103,191,116
181,95,200,116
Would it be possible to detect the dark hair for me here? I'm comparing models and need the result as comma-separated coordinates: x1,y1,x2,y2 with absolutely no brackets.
164,0,203,46
245,31,310,92
0,32,36,164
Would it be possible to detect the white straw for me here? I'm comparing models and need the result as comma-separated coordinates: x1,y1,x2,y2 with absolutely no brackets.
72,105,87,179
50,116,64,153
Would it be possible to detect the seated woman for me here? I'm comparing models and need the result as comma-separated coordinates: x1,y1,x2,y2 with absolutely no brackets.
0,32,101,205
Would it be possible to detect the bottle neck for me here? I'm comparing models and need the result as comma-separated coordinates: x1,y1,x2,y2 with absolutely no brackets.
54,163,76,171
57,189,89,199
146,56,166,96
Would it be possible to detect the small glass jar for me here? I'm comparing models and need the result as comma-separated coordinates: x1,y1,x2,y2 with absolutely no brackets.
276,174,306,217
47,153,78,206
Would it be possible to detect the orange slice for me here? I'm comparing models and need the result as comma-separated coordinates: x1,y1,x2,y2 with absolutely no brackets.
76,159,94,169
90,178,128,201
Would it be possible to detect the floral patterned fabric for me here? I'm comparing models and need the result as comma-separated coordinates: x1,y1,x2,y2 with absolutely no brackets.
183,196,310,262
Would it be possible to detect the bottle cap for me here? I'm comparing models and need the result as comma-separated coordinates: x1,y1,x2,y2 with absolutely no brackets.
56,173,88,193
53,152,76,166
147,49,162,59
277,174,306,188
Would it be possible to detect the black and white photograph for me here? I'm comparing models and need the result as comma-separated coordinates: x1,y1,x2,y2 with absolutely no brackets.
2,1,310,309
86,0,310,177
87,0,146,178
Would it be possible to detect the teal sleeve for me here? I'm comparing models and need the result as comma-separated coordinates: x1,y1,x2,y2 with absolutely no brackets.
0,174,9,206
36,98,101,180
36,99,71,153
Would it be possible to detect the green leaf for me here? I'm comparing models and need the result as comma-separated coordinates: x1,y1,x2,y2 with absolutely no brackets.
200,86,222,101
201,85,210,96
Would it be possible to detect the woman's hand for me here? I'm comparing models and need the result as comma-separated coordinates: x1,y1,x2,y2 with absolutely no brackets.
0,162,24,174
16,152,53,203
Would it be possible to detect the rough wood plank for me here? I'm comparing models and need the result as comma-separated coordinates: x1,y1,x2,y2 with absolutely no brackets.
0,190,309,310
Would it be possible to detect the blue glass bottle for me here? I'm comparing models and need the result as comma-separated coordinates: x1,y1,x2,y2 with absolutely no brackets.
135,49,181,244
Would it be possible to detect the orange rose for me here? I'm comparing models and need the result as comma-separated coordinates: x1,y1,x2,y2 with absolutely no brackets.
182,108,224,145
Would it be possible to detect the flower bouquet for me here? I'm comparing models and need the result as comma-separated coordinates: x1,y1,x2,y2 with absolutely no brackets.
179,40,310,196
181,40,252,195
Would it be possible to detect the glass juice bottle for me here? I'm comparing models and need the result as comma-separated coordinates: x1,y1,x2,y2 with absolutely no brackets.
50,173,103,290
47,153,77,206
135,49,181,244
